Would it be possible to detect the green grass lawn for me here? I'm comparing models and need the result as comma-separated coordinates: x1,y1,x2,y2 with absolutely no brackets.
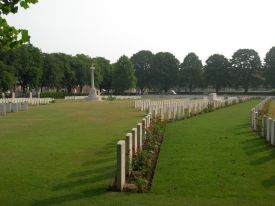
152,99,275,205
1,99,274,206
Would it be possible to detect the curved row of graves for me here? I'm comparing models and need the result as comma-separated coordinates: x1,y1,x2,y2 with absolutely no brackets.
115,95,254,191
0,98,54,117
251,97,275,145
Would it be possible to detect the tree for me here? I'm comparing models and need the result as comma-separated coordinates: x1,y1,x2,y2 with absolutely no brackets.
264,47,275,88
5,44,43,92
203,54,230,92
230,49,262,92
42,53,64,91
151,52,179,92
0,61,16,92
179,53,203,92
130,50,154,94
51,53,75,92
112,55,136,94
0,0,38,49
69,54,91,93
93,57,111,93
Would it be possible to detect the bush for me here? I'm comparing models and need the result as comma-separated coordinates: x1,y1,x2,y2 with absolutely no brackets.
40,92,65,99
40,92,89,99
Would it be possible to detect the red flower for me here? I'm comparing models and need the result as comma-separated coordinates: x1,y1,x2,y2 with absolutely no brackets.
132,154,138,158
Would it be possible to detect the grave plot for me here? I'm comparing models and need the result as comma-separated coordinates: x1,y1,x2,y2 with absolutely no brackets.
114,95,254,192
151,99,275,205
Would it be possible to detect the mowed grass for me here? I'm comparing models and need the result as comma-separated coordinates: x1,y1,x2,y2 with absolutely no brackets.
1,99,274,206
152,99,275,205
0,100,148,206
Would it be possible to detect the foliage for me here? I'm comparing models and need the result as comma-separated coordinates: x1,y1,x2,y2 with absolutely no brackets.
0,0,38,49
112,55,136,93
131,50,154,94
13,44,43,91
0,60,15,91
203,54,230,92
179,53,203,92
230,49,262,92
93,57,111,92
151,52,179,92
42,53,64,90
264,47,275,88
69,54,90,92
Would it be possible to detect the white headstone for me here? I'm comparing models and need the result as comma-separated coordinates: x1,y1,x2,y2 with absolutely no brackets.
117,140,125,191
271,120,275,146
137,123,143,150
125,133,132,176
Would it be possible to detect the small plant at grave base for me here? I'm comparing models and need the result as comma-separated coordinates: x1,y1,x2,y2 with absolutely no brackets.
135,177,148,192
206,103,214,112
256,100,272,132
107,95,116,101
225,101,229,107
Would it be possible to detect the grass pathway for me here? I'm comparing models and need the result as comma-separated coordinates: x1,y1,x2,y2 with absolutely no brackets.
151,100,275,205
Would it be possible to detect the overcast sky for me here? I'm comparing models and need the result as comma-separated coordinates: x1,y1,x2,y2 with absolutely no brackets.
6,0,275,63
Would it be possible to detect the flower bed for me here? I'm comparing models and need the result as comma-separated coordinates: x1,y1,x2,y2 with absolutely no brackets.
127,117,166,192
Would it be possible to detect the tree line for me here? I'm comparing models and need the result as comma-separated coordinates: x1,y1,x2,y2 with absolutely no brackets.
0,44,275,94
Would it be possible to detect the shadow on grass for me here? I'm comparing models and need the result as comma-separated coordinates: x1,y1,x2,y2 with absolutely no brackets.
82,156,114,166
241,133,275,165
245,145,272,156
68,165,114,178
32,188,106,206
250,150,275,165
52,172,114,191
262,176,275,188
32,141,116,206
234,123,250,129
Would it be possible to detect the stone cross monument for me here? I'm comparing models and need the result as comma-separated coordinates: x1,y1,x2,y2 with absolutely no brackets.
86,64,101,101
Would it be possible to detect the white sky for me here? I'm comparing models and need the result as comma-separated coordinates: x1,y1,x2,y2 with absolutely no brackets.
6,0,275,63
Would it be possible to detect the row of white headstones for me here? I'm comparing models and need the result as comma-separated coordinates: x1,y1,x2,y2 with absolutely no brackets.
0,98,55,116
135,96,253,121
116,95,254,191
251,97,275,144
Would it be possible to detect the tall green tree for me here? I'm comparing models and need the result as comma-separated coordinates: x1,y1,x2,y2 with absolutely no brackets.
0,61,16,92
230,49,262,92
112,55,136,94
52,53,76,92
151,52,179,92
93,57,111,93
12,44,43,92
264,47,275,88
179,53,203,92
70,54,91,93
42,53,64,91
130,50,154,94
0,0,38,49
203,54,230,92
